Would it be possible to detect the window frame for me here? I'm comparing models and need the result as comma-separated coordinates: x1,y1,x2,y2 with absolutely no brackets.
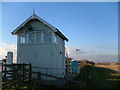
18,30,57,45
43,32,52,43
19,33,27,44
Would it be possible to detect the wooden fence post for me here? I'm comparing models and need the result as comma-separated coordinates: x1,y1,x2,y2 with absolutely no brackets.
4,63,6,77
23,63,25,81
2,62,3,75
29,63,32,80
37,72,41,80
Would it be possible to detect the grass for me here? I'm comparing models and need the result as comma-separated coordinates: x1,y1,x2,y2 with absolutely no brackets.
2,65,120,89
96,64,119,72
65,65,120,88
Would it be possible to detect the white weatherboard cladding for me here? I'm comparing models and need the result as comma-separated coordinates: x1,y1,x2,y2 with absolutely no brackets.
17,20,66,78
18,43,65,77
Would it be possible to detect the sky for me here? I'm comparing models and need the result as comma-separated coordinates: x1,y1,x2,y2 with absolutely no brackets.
0,2,118,62
1,0,120,2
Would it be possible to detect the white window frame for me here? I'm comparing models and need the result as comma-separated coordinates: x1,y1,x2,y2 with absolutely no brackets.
41,33,44,43
52,32,57,44
36,33,42,43
19,33,27,44
18,30,57,44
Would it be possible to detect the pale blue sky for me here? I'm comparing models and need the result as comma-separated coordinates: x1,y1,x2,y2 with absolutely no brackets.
1,2,118,62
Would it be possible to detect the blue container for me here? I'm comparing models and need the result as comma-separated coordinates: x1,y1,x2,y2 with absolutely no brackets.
71,60,79,74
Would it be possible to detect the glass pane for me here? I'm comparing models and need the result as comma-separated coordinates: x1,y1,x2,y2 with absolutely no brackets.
54,35,57,43
20,37,26,43
28,33,34,43
44,32,52,43
36,33,41,43
20,34,26,44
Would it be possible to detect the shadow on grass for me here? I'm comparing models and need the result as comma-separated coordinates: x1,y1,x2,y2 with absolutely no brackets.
65,65,120,88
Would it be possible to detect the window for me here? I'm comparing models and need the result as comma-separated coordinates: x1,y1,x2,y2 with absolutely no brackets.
36,33,42,43
52,33,57,44
54,34,57,43
18,31,55,44
43,32,52,43
28,33,35,43
20,37,26,43
20,34,26,44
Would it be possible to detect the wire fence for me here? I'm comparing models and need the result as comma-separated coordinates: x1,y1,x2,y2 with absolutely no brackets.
32,66,80,80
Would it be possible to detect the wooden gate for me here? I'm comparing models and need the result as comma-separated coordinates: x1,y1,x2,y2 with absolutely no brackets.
2,63,32,89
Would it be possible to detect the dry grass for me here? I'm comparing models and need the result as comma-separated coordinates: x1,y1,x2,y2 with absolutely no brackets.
96,65,120,72
65,65,120,88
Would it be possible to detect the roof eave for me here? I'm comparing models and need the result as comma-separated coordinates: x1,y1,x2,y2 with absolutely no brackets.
55,29,69,42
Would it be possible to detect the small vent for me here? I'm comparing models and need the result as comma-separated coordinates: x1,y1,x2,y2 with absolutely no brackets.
27,25,33,30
